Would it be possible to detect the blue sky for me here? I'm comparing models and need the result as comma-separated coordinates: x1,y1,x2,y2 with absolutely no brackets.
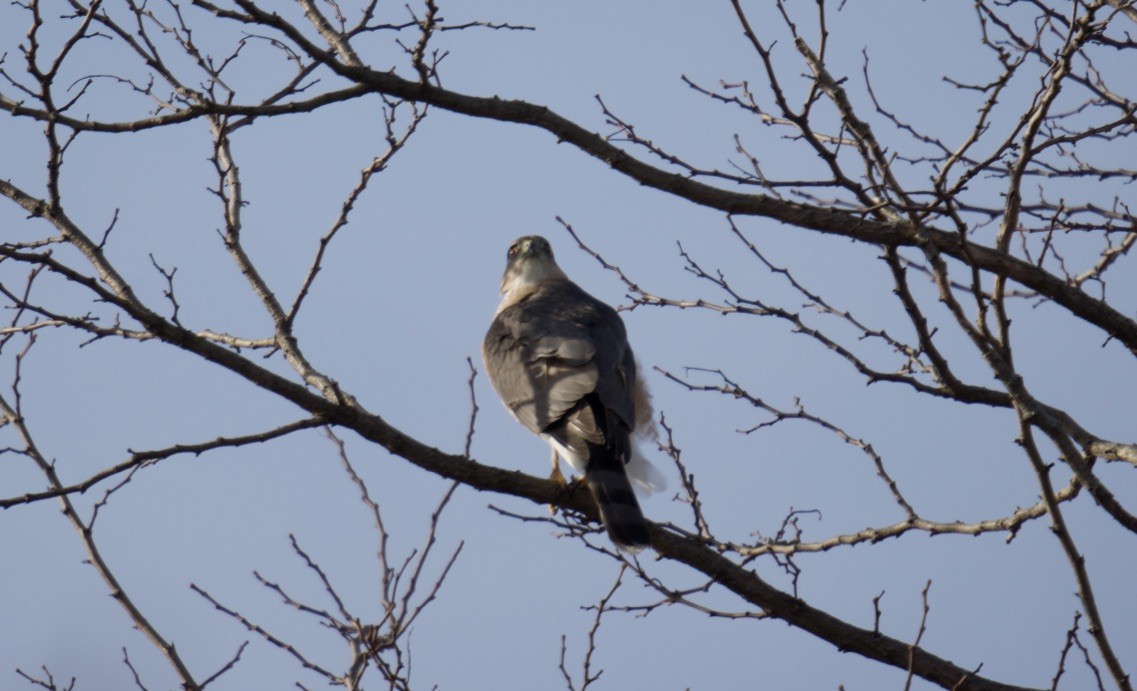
2,1,1135,689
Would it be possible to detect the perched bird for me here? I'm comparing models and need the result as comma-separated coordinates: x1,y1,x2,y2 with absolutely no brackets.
482,235,664,552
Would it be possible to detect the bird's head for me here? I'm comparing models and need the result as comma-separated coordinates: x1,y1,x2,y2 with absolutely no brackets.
499,235,568,295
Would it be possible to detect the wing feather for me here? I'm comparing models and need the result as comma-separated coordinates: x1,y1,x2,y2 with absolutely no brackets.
483,267,653,551
483,279,633,438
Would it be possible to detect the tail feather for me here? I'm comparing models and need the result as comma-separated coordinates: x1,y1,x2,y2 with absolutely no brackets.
585,458,650,552
626,445,667,496
546,393,652,551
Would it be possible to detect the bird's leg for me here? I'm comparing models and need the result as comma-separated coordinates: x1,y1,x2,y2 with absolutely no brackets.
548,448,567,516
549,447,567,485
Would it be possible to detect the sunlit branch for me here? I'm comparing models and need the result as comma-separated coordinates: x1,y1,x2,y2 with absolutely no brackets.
1,416,325,508
0,338,201,690
1014,401,1132,690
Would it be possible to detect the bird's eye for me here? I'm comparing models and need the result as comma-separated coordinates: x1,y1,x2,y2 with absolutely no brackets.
508,244,519,258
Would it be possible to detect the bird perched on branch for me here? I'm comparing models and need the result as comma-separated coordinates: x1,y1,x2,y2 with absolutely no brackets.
482,235,665,552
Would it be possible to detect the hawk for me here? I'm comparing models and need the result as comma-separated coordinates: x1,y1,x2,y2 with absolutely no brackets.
482,235,664,552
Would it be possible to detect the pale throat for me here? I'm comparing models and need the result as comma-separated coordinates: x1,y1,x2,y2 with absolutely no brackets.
497,256,568,312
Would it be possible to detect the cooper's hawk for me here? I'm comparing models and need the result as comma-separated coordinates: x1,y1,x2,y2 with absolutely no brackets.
482,235,663,552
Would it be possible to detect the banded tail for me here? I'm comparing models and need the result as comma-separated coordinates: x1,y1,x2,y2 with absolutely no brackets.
584,452,651,552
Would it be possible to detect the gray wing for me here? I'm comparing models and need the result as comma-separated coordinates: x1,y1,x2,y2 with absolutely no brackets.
482,280,635,440
484,278,650,550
